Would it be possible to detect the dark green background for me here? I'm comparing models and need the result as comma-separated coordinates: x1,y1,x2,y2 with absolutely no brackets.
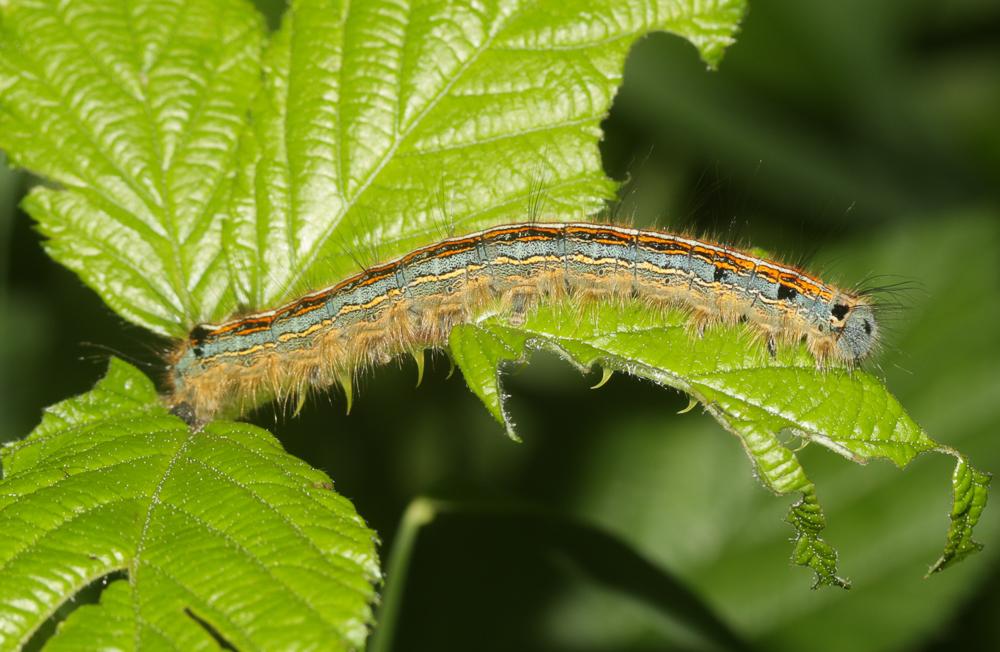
2,0,998,650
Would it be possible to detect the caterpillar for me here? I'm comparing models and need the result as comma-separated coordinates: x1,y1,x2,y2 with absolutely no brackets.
167,222,878,424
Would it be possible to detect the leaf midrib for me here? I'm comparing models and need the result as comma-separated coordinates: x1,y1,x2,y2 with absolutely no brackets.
130,424,196,650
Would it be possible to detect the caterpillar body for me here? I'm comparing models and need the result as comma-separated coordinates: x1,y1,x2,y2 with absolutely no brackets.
167,222,878,424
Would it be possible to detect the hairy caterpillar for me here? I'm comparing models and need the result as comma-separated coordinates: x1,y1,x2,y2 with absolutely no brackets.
167,222,878,424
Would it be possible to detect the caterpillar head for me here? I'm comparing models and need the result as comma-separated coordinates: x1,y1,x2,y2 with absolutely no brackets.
830,297,878,363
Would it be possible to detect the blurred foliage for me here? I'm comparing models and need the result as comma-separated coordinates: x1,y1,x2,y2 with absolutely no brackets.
2,0,999,651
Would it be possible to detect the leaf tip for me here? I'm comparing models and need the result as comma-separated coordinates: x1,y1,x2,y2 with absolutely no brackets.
590,367,613,389
411,349,426,387
677,395,699,414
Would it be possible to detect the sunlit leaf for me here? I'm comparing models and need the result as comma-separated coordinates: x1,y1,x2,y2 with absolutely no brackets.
0,359,379,650
225,0,747,311
450,301,989,586
0,0,264,336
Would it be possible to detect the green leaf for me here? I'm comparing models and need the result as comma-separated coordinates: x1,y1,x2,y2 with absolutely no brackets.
225,0,747,311
0,359,379,650
449,302,989,586
0,0,265,336
448,323,528,440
